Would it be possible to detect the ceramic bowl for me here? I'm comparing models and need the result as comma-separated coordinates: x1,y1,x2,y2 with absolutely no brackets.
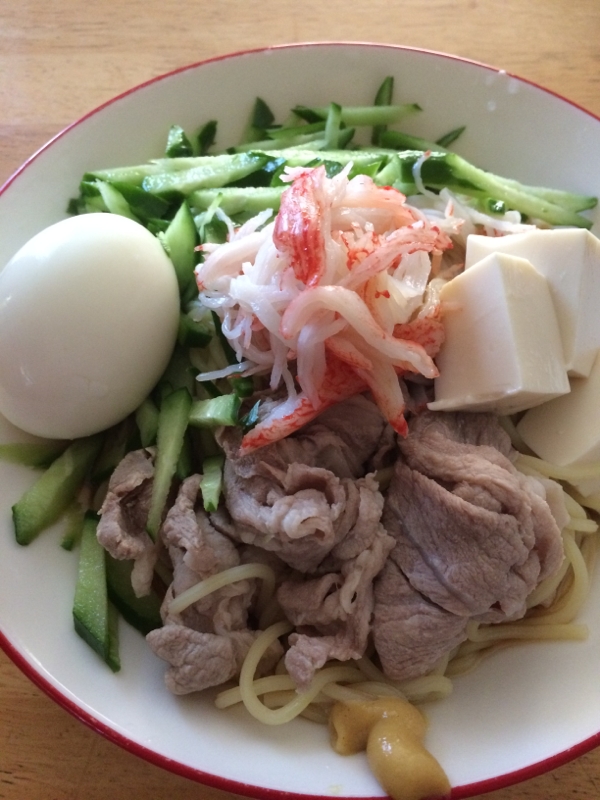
1,42,599,799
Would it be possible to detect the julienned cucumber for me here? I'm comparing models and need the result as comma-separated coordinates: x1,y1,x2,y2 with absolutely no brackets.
158,200,198,293
73,513,120,672
188,394,241,428
0,440,68,468
200,455,225,513
106,556,162,636
146,387,193,541
12,433,103,546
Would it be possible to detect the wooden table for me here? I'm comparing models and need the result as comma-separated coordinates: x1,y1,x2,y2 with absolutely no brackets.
1,2,600,798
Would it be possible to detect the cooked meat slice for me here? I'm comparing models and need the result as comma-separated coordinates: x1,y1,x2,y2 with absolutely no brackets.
330,474,385,561
162,474,240,578
161,475,252,635
97,448,157,597
391,411,564,621
218,397,390,573
147,625,283,695
219,394,390,480
385,462,540,620
372,411,565,680
279,523,395,689
373,559,469,681
220,462,355,573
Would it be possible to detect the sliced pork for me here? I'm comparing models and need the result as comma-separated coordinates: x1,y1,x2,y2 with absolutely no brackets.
280,514,394,689
146,475,279,694
373,411,565,681
97,448,157,597
214,395,393,684
147,626,282,695
217,395,389,573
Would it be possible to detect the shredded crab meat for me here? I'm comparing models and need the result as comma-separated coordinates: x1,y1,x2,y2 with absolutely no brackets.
195,165,461,451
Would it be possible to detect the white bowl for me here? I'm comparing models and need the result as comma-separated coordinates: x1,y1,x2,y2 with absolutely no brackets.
1,42,600,799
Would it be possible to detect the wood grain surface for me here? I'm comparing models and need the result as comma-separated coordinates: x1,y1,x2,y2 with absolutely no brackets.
1,2,600,798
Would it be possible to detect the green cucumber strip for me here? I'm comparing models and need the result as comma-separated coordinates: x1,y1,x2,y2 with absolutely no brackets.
498,176,597,211
165,124,194,158
0,440,68,468
324,103,343,150
142,152,270,195
232,131,327,153
176,431,193,481
135,397,159,448
109,181,171,220
395,150,596,227
146,387,192,541
227,156,287,189
265,121,326,139
106,602,121,673
177,312,212,348
380,129,450,153
293,102,421,127
250,97,276,131
230,376,254,398
158,200,198,292
241,97,276,144
73,513,120,672
436,125,466,148
93,180,139,220
200,455,225,512
85,163,167,186
188,394,241,428
92,416,136,483
190,186,283,216
159,346,197,397
106,555,162,635
210,310,237,366
60,501,86,551
12,433,103,546
197,120,217,155
372,76,394,145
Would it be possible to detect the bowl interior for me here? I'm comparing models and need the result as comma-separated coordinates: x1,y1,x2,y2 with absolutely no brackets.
1,42,599,799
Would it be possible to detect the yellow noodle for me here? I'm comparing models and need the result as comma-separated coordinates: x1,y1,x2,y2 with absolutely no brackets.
467,622,588,642
215,673,297,709
561,490,590,520
239,665,366,724
566,518,598,533
169,562,276,616
237,622,366,725
516,453,600,482
581,531,599,571
355,655,391,683
526,533,590,625
352,681,406,699
396,675,454,703
498,415,533,453
321,683,374,704
526,540,571,608
570,488,600,514
355,655,453,703
262,690,305,708
446,642,514,677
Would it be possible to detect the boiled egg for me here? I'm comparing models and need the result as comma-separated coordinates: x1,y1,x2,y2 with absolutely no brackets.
0,213,180,439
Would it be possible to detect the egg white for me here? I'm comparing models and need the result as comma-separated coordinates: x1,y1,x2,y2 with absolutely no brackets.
0,213,180,439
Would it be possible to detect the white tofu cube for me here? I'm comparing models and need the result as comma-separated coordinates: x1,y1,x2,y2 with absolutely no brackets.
428,252,570,415
465,228,600,377
517,350,600,468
